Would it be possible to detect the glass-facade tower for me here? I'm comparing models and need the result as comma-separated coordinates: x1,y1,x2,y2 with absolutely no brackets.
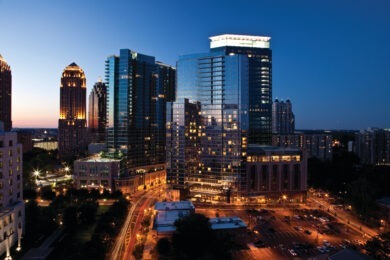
88,80,107,143
210,35,272,145
167,34,271,200
105,50,175,170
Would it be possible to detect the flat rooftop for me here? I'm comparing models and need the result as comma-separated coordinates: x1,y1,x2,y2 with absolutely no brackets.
154,201,195,211
77,155,121,163
209,217,247,230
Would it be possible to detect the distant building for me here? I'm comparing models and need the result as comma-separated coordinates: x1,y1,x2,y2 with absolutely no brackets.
272,132,332,161
15,130,33,153
58,63,88,159
272,99,295,134
88,143,106,155
33,140,58,151
88,80,107,143
73,154,123,192
354,128,390,165
245,145,307,202
0,129,24,257
0,55,12,131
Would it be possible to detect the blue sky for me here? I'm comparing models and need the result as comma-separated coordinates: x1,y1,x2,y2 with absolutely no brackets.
1,0,389,129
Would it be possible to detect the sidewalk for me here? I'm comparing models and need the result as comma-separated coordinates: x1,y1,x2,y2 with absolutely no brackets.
21,227,64,260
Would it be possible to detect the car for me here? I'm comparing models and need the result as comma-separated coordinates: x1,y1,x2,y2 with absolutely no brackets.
304,230,312,235
294,226,303,231
288,249,297,256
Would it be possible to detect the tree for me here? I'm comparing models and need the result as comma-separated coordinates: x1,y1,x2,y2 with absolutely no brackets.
156,237,171,256
23,189,37,200
40,186,56,200
63,205,78,228
79,201,98,224
365,232,390,259
171,213,230,259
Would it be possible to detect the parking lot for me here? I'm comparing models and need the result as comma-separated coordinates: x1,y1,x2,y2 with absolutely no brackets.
196,206,365,259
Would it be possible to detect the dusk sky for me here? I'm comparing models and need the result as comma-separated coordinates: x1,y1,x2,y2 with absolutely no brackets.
1,0,389,129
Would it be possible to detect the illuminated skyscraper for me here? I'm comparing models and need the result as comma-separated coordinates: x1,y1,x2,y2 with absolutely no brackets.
88,79,107,143
0,54,12,131
58,62,87,158
105,50,175,170
167,34,272,200
210,34,273,145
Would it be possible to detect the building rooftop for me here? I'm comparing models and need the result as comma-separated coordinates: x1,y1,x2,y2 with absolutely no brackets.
154,201,195,211
155,209,192,227
209,217,247,230
77,154,121,163
209,34,271,49
247,144,302,154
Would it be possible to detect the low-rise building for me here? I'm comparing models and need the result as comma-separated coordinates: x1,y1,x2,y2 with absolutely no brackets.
153,201,195,236
114,163,166,194
245,145,307,202
73,155,123,192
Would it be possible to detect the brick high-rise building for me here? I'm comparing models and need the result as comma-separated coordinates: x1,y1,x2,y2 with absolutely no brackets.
58,63,87,159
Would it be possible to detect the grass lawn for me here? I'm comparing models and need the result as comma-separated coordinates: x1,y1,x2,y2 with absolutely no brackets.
74,205,110,243
48,205,111,259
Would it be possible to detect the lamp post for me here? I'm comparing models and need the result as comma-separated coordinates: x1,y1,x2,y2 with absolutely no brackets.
4,231,13,260
33,170,40,185
16,226,22,252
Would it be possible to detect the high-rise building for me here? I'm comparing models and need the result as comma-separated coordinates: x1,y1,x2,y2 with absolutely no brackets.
58,63,87,159
167,34,274,200
0,54,12,131
272,98,295,134
166,99,201,187
272,132,333,161
105,50,175,170
355,128,390,165
209,34,273,145
88,79,107,143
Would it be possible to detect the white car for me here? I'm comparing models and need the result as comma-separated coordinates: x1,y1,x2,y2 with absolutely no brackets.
288,249,297,256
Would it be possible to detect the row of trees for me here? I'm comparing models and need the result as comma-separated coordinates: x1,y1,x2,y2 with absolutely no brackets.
48,197,130,259
308,151,390,222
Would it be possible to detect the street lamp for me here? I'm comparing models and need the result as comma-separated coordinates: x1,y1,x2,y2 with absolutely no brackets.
33,170,40,184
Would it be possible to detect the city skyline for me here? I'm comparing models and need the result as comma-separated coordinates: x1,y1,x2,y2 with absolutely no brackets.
1,0,390,129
